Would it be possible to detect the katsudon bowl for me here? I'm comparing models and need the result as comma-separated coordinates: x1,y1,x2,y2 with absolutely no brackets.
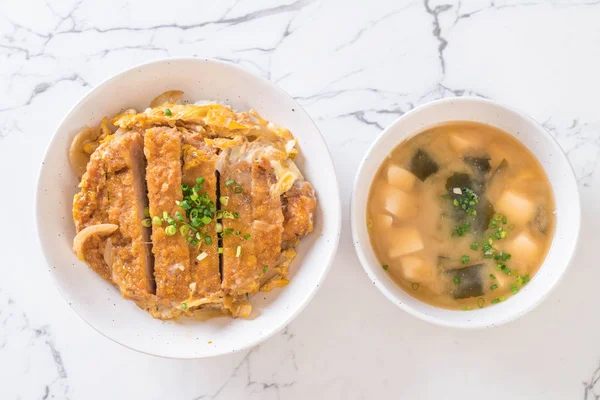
351,97,580,328
36,58,341,358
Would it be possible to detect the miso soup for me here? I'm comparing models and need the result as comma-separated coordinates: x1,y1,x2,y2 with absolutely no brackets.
367,121,555,310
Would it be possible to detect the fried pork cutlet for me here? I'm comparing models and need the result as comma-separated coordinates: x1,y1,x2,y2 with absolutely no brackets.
181,135,222,306
282,180,317,249
145,127,191,304
73,131,154,304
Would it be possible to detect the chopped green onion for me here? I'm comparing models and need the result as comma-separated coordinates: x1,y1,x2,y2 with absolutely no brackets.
453,199,459,207
141,218,152,228
181,302,187,310
491,298,500,304
382,264,388,271
181,184,189,191
205,235,212,246
489,274,496,279
162,211,169,220
144,207,150,217
461,255,470,264
243,233,251,240
165,225,177,236
454,276,461,285
233,212,240,218
411,283,420,290
263,265,268,273
236,245,242,257
225,179,236,186
470,242,480,251
220,196,229,206
175,211,184,222
179,225,190,236
233,185,243,194
218,247,223,254
165,108,172,116
215,223,223,233
490,284,498,290
499,296,506,302
152,216,163,226
200,216,212,225
196,252,208,262
511,285,519,294
196,177,205,185
477,298,485,308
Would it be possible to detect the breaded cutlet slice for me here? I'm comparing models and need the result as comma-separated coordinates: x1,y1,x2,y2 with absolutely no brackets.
251,156,284,285
181,136,222,306
282,180,317,249
73,131,154,303
219,145,258,297
145,127,191,303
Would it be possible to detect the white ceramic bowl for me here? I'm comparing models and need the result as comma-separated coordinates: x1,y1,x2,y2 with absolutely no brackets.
351,97,580,328
36,58,341,358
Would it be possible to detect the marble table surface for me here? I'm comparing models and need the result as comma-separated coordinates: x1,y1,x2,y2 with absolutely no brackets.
1,0,600,398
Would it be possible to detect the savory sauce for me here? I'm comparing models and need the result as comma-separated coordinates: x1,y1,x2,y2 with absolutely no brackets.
367,121,555,310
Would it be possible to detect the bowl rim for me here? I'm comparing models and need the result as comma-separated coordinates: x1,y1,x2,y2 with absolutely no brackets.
350,96,581,328
35,57,342,358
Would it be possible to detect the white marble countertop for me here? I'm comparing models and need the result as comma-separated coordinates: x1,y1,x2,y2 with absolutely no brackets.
1,0,600,398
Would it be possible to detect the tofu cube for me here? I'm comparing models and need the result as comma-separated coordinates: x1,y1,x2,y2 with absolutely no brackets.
449,133,483,153
383,187,417,220
494,190,535,225
505,232,539,265
374,214,393,229
388,226,424,258
387,165,416,192
400,255,434,283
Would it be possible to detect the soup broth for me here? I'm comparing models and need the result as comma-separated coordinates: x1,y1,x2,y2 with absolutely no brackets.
367,121,555,310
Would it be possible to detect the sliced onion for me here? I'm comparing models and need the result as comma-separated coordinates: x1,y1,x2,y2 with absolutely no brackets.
73,224,118,260
68,126,101,177
149,90,184,108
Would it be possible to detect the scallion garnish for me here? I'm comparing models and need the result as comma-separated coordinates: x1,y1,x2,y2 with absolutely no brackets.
461,255,470,264
236,245,242,257
165,225,177,236
152,216,162,226
454,276,461,285
411,283,420,290
165,108,172,116
382,264,388,271
141,218,152,228
263,265,268,273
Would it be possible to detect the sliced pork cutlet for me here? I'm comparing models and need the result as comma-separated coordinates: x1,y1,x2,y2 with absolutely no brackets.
219,145,259,297
145,127,191,304
251,156,285,288
105,132,155,302
181,136,222,306
73,139,111,281
281,180,317,249
73,131,154,302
